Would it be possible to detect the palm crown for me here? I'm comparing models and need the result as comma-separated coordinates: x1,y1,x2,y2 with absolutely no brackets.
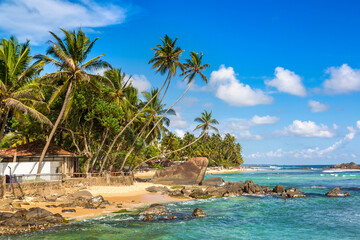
194,110,219,133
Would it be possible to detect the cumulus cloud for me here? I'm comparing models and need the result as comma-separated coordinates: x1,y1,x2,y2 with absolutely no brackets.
323,64,360,94
308,100,330,113
131,75,151,93
209,65,273,107
174,129,185,138
266,67,306,97
250,115,280,125
283,120,336,138
0,0,126,44
246,121,360,160
237,130,263,140
169,113,189,129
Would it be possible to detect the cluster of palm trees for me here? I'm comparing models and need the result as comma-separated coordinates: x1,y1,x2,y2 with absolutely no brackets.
0,29,224,174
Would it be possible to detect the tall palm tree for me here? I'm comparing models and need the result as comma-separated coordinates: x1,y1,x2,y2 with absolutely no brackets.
101,35,184,167
140,110,219,163
0,37,51,142
119,88,175,171
35,29,110,175
144,51,210,141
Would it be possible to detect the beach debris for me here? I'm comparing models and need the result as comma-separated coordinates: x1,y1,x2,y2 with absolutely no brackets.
152,157,208,185
273,185,284,194
192,208,206,217
325,187,350,197
201,177,225,187
139,204,168,216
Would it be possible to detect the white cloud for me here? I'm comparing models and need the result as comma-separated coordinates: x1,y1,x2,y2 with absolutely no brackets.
131,74,151,93
0,0,126,44
323,64,360,94
169,113,189,129
266,67,306,97
283,120,336,138
174,129,185,138
209,65,273,107
250,115,280,125
237,130,263,140
246,121,360,160
308,100,330,113
181,97,198,107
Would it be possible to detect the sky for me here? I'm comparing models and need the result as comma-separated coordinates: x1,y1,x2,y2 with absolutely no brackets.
1,0,360,165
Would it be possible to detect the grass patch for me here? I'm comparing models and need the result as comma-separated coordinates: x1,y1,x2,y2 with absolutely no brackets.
191,195,212,199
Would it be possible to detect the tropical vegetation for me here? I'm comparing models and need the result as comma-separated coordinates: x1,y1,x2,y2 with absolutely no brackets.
0,29,243,174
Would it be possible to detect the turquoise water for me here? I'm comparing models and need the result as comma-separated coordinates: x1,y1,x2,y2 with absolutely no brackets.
7,166,360,239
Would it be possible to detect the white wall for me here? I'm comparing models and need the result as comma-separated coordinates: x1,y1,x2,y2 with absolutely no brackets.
0,162,51,175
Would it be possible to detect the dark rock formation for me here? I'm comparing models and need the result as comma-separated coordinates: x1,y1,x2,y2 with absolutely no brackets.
201,177,224,187
152,157,208,185
283,188,306,198
62,209,76,213
139,204,168,216
273,185,284,193
300,167,310,170
0,207,66,236
192,208,206,217
142,215,154,221
329,162,360,169
325,187,350,197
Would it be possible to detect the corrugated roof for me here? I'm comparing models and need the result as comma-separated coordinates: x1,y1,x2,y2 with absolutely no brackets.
0,140,76,157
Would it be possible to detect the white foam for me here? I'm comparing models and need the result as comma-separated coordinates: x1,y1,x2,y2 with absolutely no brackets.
323,169,360,173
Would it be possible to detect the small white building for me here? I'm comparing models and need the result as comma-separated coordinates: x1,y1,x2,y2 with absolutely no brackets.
0,140,79,181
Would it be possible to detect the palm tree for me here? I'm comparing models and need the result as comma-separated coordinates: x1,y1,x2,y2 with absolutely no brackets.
144,51,210,141
35,29,110,175
139,110,219,164
101,35,184,167
119,88,175,171
0,37,51,142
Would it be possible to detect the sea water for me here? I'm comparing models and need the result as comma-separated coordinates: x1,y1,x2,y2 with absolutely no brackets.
7,166,360,239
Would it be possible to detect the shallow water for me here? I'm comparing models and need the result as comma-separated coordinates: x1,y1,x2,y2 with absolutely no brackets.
7,166,360,240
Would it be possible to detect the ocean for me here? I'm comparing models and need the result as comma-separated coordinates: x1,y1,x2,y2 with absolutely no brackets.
8,165,360,239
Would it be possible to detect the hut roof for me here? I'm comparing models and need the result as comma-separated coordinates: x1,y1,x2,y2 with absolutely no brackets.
0,140,76,158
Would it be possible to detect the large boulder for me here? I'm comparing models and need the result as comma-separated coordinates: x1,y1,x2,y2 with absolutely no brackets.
283,188,306,198
273,185,284,193
152,157,208,185
330,162,360,169
139,204,168,216
326,187,350,197
192,208,206,217
201,177,224,187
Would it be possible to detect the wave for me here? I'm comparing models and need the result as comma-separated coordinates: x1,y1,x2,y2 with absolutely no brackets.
323,169,360,173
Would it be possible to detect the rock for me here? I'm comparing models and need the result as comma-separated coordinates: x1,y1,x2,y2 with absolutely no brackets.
273,185,284,193
189,188,209,199
0,212,13,220
201,177,224,187
300,167,310,170
25,207,53,220
285,188,306,198
142,215,154,221
325,187,350,197
323,166,331,170
2,216,30,227
11,202,22,208
167,216,178,220
168,189,183,197
145,186,169,193
244,180,256,194
61,209,76,213
152,157,208,185
139,204,168,216
45,195,58,202
71,190,93,200
192,208,206,217
330,162,360,169
222,181,244,195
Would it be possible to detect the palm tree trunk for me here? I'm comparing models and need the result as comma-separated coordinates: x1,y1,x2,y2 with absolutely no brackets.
100,138,123,172
0,109,9,142
90,128,109,170
120,146,135,171
134,131,206,169
37,81,73,175
144,79,194,141
101,72,171,168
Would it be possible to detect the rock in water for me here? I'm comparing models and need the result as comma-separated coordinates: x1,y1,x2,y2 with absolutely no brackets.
273,185,284,193
142,215,154,221
326,187,350,197
284,188,306,198
139,204,168,216
192,208,206,217
152,157,208,185
201,177,225,187
330,162,360,169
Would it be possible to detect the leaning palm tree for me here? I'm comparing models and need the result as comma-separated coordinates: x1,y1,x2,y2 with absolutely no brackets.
139,110,219,164
144,51,210,141
0,37,51,142
101,35,184,167
35,29,111,175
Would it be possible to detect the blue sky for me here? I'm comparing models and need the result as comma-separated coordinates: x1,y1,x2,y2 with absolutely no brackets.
1,0,360,165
